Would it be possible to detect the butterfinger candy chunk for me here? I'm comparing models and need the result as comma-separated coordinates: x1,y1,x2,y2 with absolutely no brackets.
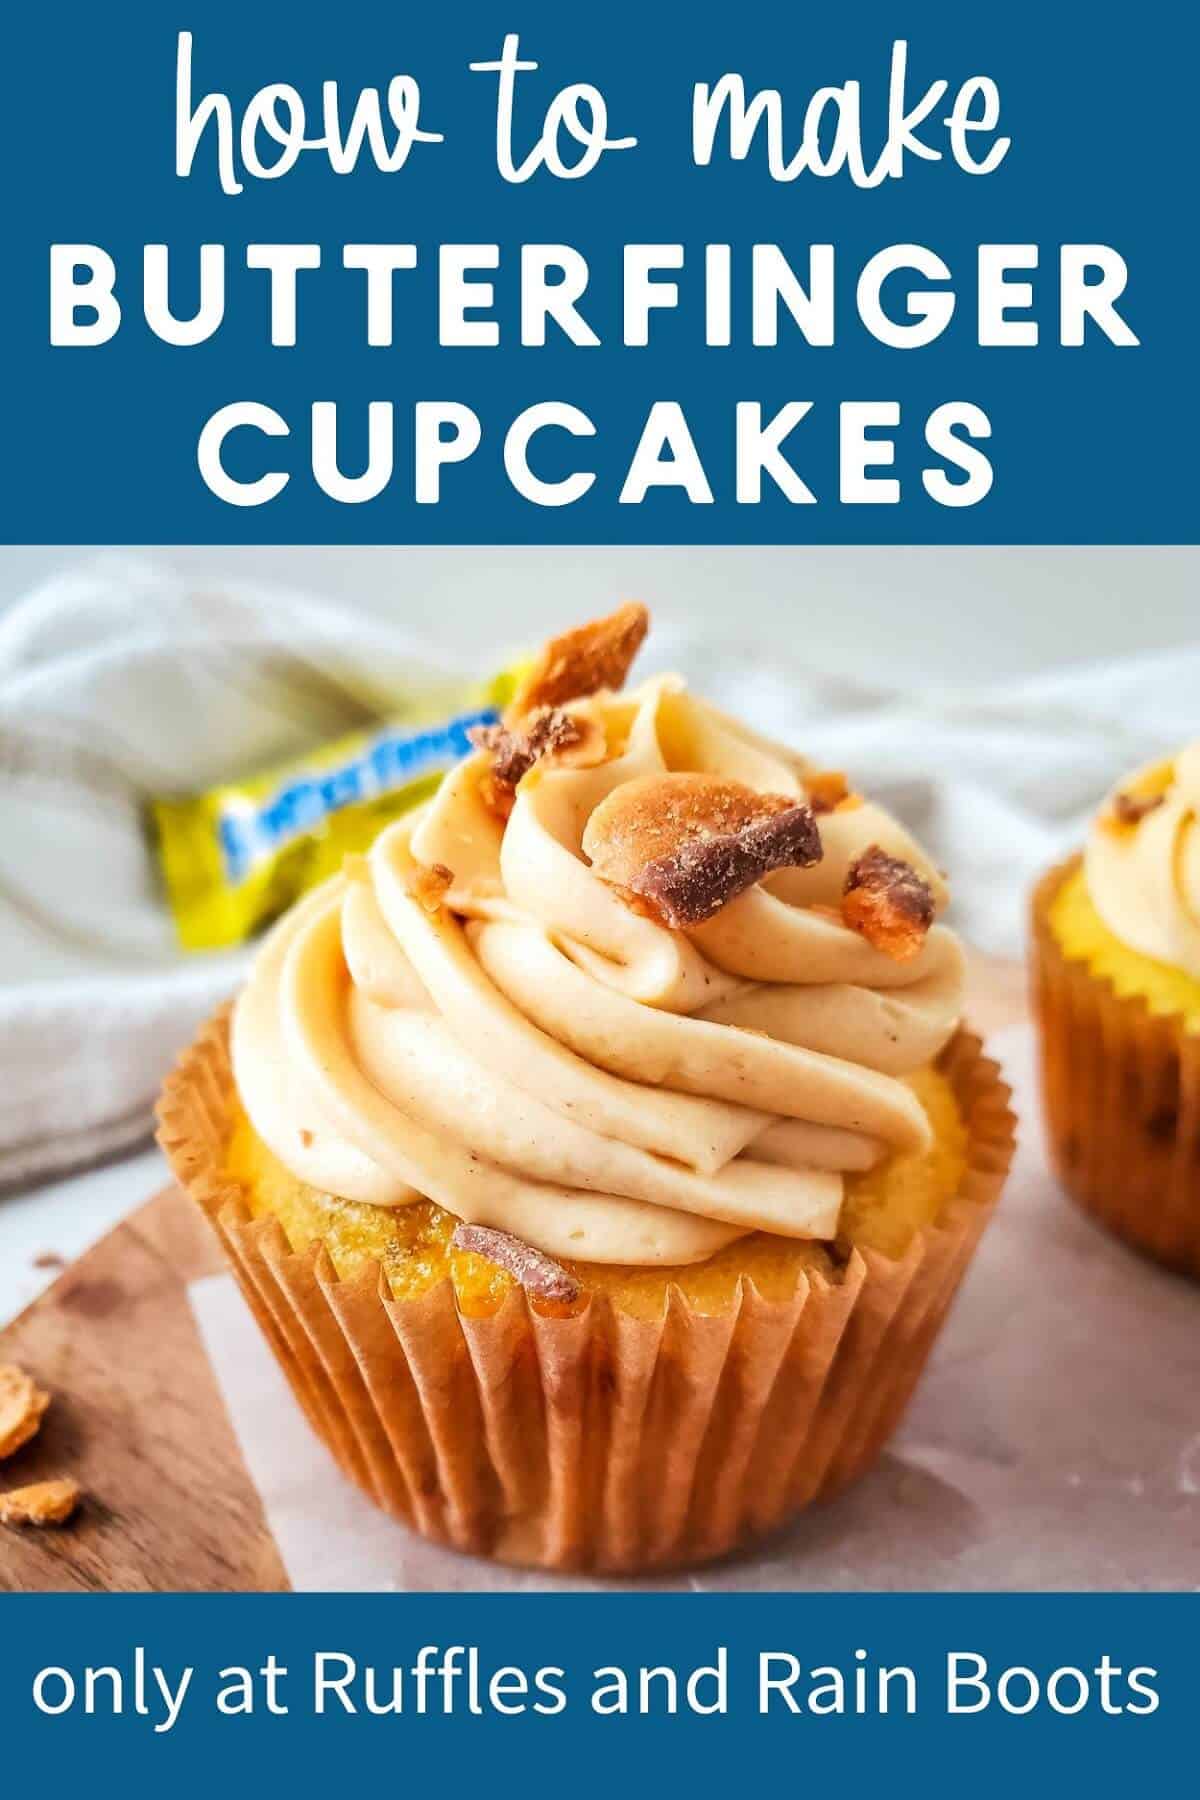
584,772,820,927
842,844,935,962
805,769,851,814
0,1364,51,1461
406,861,454,914
470,706,604,818
451,1223,581,1305
633,804,823,928
507,602,649,720
0,1477,81,1528
1111,789,1165,827
471,707,583,787
584,773,794,884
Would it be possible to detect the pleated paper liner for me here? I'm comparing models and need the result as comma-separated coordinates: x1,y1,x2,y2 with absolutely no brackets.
158,1010,1015,1575
1032,856,1200,1280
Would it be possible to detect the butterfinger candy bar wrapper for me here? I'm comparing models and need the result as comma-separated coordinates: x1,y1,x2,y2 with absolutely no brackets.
152,666,521,952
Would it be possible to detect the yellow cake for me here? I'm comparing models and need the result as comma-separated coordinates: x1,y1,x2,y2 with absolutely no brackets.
224,1062,968,1321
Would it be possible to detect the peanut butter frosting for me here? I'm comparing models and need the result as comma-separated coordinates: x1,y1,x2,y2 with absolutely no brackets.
232,627,965,1266
1084,743,1200,980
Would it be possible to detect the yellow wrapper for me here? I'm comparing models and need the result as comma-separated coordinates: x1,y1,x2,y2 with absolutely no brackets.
1032,857,1200,1279
159,1012,1014,1575
151,667,522,952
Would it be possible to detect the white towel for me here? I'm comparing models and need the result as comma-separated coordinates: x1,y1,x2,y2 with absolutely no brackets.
0,555,1195,1188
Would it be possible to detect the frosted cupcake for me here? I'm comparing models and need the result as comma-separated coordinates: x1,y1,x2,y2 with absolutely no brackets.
1033,744,1200,1276
160,605,1014,1573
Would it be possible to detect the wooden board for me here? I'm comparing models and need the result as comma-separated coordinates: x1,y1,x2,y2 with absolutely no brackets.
0,952,1025,1594
0,1187,288,1592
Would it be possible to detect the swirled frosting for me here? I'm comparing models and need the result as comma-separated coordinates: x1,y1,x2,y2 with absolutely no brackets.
232,674,965,1265
1085,742,1200,979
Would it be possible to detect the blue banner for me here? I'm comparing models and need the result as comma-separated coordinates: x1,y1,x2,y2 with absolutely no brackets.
1,1595,1193,1791
4,0,1195,541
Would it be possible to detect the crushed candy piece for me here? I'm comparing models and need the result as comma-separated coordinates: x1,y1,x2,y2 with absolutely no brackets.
842,845,935,962
805,769,853,814
0,1477,81,1528
1111,789,1165,827
631,804,823,928
407,861,454,914
0,1364,51,1461
584,773,793,882
471,707,583,785
583,772,820,927
471,706,604,817
451,1223,581,1304
507,602,649,720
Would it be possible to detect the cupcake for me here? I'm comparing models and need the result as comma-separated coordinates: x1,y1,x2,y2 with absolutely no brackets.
1033,744,1200,1276
160,605,1014,1574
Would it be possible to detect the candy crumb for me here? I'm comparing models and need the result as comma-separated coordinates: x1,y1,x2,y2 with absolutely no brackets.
0,1477,82,1528
842,845,935,963
0,1364,51,1462
407,862,454,914
451,1223,581,1304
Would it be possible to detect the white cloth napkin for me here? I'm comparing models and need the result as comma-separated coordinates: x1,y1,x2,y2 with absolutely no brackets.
0,557,472,1187
0,555,1196,1189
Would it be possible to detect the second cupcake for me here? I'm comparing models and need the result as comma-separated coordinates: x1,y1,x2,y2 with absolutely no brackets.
1033,743,1200,1276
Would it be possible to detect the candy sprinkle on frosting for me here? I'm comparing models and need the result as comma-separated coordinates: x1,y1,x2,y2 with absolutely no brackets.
470,707,584,787
583,771,822,928
1111,789,1165,827
842,845,935,963
406,861,454,914
805,769,853,814
507,601,649,720
470,705,606,819
631,803,823,928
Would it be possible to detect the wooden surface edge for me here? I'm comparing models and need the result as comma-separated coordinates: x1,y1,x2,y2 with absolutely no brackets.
0,1186,290,1593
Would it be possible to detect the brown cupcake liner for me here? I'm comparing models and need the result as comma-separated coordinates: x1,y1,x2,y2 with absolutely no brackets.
1032,856,1200,1280
158,1009,1014,1575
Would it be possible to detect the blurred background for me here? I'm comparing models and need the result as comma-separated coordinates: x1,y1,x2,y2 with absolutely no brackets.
2,545,1196,688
